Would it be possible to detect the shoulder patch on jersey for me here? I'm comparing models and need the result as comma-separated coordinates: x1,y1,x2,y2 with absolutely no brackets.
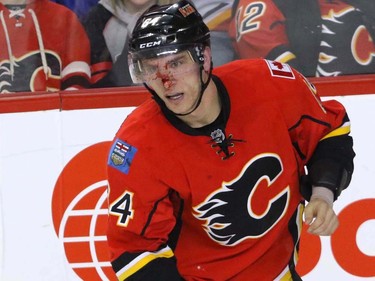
265,60,295,79
108,139,138,174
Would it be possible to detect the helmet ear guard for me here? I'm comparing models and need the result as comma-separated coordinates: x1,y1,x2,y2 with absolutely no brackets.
191,44,206,64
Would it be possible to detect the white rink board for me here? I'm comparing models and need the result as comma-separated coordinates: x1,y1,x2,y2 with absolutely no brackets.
0,95,374,281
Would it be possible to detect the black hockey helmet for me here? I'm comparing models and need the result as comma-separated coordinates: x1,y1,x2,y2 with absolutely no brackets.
128,0,211,83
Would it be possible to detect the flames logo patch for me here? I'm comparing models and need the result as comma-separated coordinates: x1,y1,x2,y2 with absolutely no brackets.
194,154,290,246
0,51,60,93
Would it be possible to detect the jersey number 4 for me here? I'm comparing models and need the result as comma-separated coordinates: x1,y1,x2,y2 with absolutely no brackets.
109,191,134,227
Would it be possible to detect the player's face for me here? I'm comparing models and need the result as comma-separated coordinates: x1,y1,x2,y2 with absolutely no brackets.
141,51,205,115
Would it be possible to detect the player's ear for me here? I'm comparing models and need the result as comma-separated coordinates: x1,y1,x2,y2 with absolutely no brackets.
203,46,212,72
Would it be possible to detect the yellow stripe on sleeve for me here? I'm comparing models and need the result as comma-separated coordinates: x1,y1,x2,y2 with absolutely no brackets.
276,52,297,64
320,122,351,141
117,247,175,281
206,10,231,30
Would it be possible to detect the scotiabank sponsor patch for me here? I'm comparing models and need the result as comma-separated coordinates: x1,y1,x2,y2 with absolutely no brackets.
108,139,138,174
266,60,295,79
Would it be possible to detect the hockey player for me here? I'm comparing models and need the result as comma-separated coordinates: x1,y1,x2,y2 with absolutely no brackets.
0,0,91,93
229,0,375,77
106,1,355,280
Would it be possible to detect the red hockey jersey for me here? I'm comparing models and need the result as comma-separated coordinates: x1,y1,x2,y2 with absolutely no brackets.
229,0,375,77
107,59,350,280
229,0,292,62
0,0,90,93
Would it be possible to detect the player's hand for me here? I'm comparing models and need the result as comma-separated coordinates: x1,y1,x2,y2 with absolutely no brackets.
304,197,339,236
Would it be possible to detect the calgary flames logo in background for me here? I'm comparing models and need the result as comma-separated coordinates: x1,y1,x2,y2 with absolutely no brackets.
0,51,61,93
352,26,375,65
51,141,117,281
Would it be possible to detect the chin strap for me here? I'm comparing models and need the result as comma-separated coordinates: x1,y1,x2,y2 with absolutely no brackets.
175,62,212,116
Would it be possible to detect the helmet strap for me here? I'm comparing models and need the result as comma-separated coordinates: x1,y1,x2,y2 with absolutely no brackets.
175,61,212,116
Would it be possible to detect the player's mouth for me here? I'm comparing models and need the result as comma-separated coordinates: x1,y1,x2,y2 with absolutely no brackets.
166,92,184,102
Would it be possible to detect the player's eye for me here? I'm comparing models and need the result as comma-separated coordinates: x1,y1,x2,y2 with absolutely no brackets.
143,64,158,74
167,59,183,69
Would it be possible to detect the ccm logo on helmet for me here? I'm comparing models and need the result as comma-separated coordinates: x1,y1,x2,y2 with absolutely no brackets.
139,41,161,49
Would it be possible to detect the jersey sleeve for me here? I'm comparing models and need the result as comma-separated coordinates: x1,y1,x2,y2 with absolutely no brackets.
229,0,296,64
270,62,355,199
190,0,233,31
60,9,91,90
83,5,113,84
106,137,182,280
